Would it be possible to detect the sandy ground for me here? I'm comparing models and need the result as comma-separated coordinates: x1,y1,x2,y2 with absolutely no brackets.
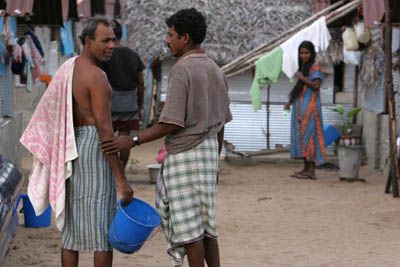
4,139,400,267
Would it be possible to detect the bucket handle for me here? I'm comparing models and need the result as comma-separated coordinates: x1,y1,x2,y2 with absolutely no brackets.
111,223,161,248
13,193,26,215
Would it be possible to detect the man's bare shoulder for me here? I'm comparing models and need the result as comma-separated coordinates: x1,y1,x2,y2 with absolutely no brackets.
75,59,109,91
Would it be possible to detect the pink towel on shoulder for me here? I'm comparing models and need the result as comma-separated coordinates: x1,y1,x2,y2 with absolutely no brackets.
20,56,78,231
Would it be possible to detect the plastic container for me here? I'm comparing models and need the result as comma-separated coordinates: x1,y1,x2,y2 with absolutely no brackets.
146,164,161,184
15,193,52,228
323,124,341,147
342,27,359,51
354,21,371,44
109,198,161,254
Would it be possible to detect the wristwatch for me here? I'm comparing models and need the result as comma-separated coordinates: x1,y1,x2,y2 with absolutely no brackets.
132,134,141,146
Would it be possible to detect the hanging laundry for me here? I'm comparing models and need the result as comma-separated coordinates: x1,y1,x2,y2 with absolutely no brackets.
0,42,7,76
26,35,43,81
68,0,78,20
249,47,283,111
0,16,4,76
105,0,115,19
61,0,69,22
0,0,5,10
11,34,26,76
121,23,128,43
60,20,75,57
9,16,16,36
25,30,44,57
114,0,121,19
30,0,63,25
5,0,34,17
118,0,127,23
91,0,105,16
362,0,384,28
23,41,34,92
1,16,16,47
11,43,25,76
77,0,91,21
60,0,78,22
280,16,331,79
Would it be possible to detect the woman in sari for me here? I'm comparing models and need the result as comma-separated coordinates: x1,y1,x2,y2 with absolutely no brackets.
284,41,325,179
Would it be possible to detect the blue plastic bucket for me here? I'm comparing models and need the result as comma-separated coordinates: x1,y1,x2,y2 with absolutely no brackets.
109,198,161,254
324,124,341,147
15,194,51,228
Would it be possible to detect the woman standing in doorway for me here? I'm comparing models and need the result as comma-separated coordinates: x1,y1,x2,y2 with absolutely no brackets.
284,41,325,179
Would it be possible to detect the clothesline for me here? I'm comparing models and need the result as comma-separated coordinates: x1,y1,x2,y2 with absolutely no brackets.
250,16,331,111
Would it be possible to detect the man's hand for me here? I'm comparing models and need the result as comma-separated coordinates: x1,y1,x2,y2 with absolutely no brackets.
102,136,134,153
117,179,134,207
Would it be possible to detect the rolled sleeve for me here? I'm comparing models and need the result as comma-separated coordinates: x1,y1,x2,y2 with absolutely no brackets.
159,66,188,127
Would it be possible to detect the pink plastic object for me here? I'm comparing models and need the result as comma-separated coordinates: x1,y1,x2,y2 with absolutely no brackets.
156,147,167,163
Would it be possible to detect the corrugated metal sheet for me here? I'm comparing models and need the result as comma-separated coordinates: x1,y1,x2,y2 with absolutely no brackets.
361,65,385,113
0,73,3,116
225,102,353,152
392,29,399,53
343,65,355,92
227,70,334,104
0,61,14,117
394,68,400,122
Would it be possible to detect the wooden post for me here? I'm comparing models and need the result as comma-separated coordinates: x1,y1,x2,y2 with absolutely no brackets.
353,66,359,124
384,0,399,197
266,84,271,150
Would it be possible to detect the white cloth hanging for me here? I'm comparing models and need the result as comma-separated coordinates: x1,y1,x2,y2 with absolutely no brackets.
280,16,331,78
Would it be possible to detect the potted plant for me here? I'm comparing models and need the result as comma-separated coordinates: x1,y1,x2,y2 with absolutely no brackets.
330,104,362,145
330,104,364,180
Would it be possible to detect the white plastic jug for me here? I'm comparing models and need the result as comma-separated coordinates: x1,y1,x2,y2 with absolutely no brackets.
342,27,359,51
354,21,371,44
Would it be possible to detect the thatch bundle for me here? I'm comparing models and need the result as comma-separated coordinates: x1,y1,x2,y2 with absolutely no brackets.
358,28,384,91
126,0,312,64
359,44,385,92
317,29,343,67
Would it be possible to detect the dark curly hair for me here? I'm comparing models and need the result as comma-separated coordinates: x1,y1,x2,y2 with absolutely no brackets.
165,8,207,45
111,19,122,40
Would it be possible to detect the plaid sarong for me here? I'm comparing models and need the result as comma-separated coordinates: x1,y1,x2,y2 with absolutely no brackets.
156,134,219,266
61,126,116,251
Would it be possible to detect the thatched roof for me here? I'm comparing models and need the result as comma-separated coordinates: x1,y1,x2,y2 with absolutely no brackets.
126,0,313,64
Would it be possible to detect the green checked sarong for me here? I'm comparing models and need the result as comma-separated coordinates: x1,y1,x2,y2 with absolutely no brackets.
156,134,219,266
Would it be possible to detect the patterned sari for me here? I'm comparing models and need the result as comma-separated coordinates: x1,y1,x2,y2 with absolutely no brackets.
290,65,325,162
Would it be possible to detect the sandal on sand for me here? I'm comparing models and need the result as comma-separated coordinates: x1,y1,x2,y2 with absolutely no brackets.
290,171,305,178
297,172,317,180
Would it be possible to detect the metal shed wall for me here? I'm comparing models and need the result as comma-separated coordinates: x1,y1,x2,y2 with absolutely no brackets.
225,103,352,152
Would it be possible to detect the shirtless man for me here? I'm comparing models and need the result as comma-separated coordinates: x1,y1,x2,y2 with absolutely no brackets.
61,17,133,267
